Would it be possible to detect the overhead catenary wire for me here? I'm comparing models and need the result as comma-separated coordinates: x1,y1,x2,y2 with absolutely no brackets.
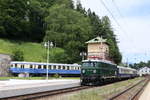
99,0,121,28
111,0,124,18
99,0,129,38
99,0,139,63
99,0,131,43
110,0,141,63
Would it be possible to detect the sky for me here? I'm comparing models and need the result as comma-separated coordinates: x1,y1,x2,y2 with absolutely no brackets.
73,0,150,64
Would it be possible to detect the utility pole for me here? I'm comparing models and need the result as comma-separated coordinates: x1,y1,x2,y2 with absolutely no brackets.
100,36,104,60
126,58,128,67
46,41,49,81
44,41,53,81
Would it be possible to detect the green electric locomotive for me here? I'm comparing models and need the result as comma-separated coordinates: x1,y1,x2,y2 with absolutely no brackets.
80,59,118,85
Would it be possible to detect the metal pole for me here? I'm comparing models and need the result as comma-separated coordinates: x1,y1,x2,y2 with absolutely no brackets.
83,53,84,60
46,41,49,81
100,36,104,60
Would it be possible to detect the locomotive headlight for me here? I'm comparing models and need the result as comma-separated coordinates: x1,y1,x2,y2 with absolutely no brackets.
93,70,96,73
82,70,85,73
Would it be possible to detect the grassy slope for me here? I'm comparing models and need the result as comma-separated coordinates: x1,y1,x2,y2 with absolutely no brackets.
0,38,46,62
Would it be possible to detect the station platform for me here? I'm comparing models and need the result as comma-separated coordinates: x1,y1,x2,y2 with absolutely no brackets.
139,81,150,100
0,79,80,99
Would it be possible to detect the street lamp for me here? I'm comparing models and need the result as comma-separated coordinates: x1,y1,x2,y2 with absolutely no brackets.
44,41,53,81
80,52,87,60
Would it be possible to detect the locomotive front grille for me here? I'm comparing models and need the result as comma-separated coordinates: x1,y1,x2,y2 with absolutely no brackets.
81,75,100,84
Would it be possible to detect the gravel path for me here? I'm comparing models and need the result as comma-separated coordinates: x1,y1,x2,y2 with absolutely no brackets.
139,81,150,100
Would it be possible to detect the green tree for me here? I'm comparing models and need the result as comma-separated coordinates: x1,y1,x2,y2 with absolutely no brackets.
12,49,24,61
76,0,87,16
44,4,92,63
0,0,58,42
48,48,68,63
0,0,29,39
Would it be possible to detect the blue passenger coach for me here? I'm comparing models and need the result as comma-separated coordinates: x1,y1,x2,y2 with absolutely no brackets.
10,61,81,77
117,66,137,78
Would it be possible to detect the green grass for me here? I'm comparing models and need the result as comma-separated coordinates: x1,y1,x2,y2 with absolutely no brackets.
0,38,48,62
0,38,68,63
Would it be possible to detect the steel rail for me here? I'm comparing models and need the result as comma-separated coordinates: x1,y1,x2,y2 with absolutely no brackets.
108,78,149,100
1,86,91,100
131,77,149,100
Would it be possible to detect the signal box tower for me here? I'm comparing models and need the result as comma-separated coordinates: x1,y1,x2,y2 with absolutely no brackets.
86,36,109,60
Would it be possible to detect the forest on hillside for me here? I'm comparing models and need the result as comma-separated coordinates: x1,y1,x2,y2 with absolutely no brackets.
0,0,122,64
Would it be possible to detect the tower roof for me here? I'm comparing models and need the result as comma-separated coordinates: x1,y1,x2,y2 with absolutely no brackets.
86,36,107,44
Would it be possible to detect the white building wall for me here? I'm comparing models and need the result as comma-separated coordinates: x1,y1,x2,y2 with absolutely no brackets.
138,67,150,76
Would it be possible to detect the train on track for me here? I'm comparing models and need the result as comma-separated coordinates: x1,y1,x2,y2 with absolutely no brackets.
80,59,138,85
10,61,81,77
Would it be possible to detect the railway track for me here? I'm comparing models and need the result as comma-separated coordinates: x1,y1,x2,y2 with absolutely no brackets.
1,86,91,100
108,77,149,100
1,79,126,100
1,77,148,100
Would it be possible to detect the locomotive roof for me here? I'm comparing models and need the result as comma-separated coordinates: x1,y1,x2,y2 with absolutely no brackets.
82,59,116,65
11,61,81,67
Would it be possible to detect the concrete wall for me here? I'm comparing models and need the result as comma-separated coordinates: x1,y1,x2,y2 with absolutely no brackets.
138,67,150,76
0,54,11,77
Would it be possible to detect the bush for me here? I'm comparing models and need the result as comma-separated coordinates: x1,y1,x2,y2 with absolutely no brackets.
12,49,24,61
53,73,60,78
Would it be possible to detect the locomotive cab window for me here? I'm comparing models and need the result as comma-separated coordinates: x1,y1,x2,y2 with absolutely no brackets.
82,62,97,67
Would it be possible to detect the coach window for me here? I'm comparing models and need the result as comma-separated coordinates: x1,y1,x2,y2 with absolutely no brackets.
62,66,65,70
15,64,17,68
11,64,13,67
48,65,51,69
58,66,61,69
78,67,80,70
43,65,46,69
38,65,41,69
30,65,33,69
21,65,24,69
67,66,69,70
53,65,56,69
34,65,36,69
